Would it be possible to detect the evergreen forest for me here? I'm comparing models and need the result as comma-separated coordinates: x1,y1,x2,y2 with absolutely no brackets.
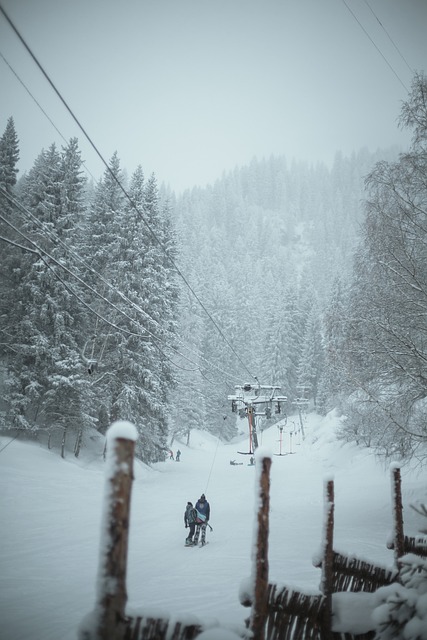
1,72,426,467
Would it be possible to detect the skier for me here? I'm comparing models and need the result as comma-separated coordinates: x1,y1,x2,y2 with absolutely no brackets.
194,493,210,546
184,501,197,546
176,449,181,462
169,450,174,460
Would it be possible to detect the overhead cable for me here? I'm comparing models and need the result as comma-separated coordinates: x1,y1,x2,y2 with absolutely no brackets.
0,188,242,384
0,223,232,383
0,191,241,385
0,49,97,182
0,3,258,382
363,0,413,75
341,0,409,92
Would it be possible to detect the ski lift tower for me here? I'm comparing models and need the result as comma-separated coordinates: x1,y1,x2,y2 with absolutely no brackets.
292,384,311,439
228,383,287,454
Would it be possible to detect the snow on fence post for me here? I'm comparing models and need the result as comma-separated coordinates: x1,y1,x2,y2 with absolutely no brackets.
250,451,272,640
391,463,404,568
321,477,334,640
79,421,137,640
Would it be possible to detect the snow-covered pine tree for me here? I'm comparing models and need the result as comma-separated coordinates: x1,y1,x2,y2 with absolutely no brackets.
197,256,247,440
82,161,178,462
166,261,208,444
4,141,88,453
120,169,177,462
131,172,178,461
295,300,324,409
317,275,349,415
259,281,301,406
0,117,20,368
0,116,19,192
82,152,128,434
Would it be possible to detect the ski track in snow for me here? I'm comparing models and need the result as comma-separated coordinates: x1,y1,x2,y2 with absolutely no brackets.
0,412,424,640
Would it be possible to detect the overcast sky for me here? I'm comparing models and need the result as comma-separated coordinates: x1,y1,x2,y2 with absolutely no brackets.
1,0,426,193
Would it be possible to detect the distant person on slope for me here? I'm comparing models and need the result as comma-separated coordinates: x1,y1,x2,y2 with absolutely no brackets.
176,449,181,462
194,493,210,546
184,501,197,546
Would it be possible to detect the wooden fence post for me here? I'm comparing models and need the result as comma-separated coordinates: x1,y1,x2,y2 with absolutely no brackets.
250,453,272,640
81,421,137,640
321,478,334,640
391,464,404,569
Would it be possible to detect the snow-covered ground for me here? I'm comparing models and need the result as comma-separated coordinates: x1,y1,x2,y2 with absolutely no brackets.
0,411,425,640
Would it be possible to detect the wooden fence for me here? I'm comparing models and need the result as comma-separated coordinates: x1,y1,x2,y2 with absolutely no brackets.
123,616,202,640
262,585,325,640
241,476,398,640
319,551,397,593
79,423,425,640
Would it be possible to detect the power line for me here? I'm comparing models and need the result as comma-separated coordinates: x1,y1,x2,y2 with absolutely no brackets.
0,189,245,388
0,50,67,144
0,187,243,384
0,211,150,341
363,0,413,75
0,222,235,386
0,2,258,382
341,0,409,93
0,49,97,182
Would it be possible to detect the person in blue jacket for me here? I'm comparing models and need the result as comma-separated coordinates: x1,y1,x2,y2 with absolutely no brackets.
193,493,210,546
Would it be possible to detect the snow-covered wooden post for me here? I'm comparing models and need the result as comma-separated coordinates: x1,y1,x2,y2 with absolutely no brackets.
391,463,405,568
79,421,137,640
321,477,334,640
250,451,272,640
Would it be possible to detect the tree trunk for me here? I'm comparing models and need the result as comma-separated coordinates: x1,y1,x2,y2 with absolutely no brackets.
321,478,334,640
250,454,271,640
61,425,67,459
391,465,405,569
74,428,83,458
95,427,135,639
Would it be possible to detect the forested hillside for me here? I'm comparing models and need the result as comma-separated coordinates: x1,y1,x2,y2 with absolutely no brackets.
167,148,396,441
0,138,178,463
1,72,426,466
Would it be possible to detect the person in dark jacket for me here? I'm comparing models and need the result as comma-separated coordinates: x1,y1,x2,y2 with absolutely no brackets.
184,501,197,546
193,494,210,546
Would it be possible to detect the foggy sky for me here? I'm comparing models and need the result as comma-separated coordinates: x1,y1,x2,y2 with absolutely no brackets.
1,0,426,193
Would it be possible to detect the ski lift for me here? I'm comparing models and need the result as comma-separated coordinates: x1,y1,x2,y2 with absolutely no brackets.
230,383,285,456
87,359,98,375
82,331,109,376
294,397,309,410
82,336,98,375
275,395,288,414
